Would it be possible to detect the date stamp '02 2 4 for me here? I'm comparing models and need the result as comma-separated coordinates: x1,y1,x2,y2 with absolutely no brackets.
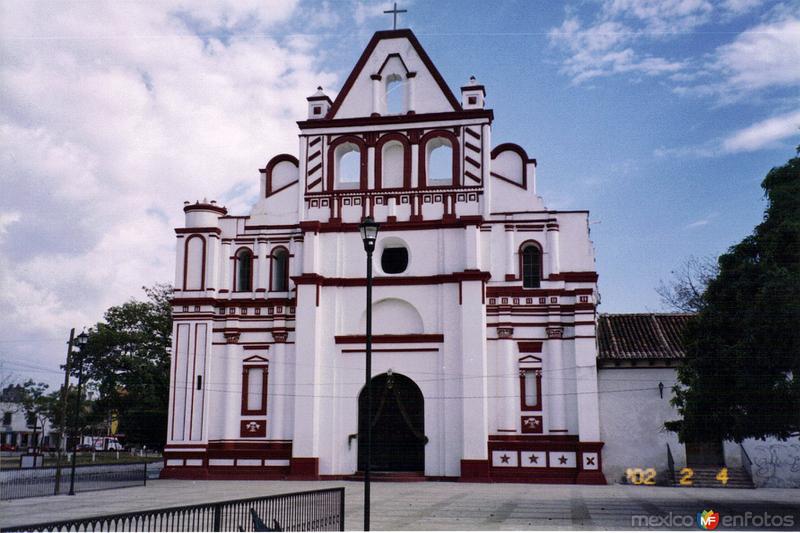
625,467,730,486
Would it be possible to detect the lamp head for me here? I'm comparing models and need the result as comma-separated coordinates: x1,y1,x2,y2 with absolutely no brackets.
359,217,380,253
76,331,89,347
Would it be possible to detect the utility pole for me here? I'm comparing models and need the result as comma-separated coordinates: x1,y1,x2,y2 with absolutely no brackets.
54,328,74,495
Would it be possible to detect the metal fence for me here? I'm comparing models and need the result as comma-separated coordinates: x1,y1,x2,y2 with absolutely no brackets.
0,462,148,500
1,487,346,532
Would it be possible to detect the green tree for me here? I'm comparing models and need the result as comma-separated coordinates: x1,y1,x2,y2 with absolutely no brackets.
77,284,172,448
17,380,52,451
669,153,800,442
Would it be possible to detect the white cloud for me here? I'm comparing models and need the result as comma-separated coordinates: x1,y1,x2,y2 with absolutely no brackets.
722,109,800,152
0,212,21,237
685,212,718,229
0,1,337,383
709,17,800,95
548,17,683,84
548,1,798,91
605,0,714,33
654,109,800,157
721,0,763,14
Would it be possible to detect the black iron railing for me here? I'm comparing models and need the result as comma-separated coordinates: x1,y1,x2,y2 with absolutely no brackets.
739,442,753,476
1,488,345,532
666,443,676,485
0,462,148,500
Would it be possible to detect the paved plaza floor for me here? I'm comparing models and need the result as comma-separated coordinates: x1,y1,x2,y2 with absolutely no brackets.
1,479,798,530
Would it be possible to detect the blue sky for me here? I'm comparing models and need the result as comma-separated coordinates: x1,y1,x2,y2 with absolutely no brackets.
1,0,798,386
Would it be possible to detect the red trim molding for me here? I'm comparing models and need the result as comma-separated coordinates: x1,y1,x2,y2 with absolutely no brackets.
459,459,490,482
335,334,443,344
518,341,543,353
292,270,490,288
183,203,228,216
297,216,485,234
288,457,320,480
547,272,599,282
299,109,493,130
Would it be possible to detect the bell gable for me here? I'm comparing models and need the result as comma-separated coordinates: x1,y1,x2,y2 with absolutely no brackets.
327,29,462,119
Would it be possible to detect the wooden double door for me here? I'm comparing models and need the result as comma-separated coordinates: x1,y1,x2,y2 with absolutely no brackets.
358,373,426,472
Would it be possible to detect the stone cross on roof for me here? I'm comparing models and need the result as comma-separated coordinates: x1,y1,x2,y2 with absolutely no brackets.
383,2,407,30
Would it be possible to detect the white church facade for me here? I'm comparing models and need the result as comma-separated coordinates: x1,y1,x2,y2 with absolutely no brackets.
162,29,796,487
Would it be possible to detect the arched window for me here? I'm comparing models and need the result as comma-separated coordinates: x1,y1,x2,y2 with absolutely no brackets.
381,141,405,189
235,248,253,292
521,243,542,288
426,137,454,186
385,74,404,114
336,143,361,188
271,248,289,292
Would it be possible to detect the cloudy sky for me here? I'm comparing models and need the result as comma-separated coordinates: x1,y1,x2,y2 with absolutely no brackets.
1,0,798,387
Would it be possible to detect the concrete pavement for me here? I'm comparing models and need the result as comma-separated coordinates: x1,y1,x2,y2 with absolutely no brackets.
1,479,798,530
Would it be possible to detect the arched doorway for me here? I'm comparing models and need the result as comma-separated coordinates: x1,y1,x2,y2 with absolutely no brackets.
358,372,426,472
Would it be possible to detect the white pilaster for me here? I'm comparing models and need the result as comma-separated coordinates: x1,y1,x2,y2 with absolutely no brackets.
224,340,240,440
481,123,492,217
291,283,321,458
303,231,318,274
575,335,601,441
206,236,218,293
500,338,517,431
547,227,560,276
255,239,267,291
371,76,381,115
220,241,231,293
546,329,567,432
174,238,185,289
460,280,489,459
464,225,479,270
407,75,416,112
271,341,287,440
410,144,419,188
505,227,515,278
367,146,376,189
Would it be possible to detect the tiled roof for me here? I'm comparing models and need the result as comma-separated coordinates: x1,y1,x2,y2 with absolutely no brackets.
597,313,693,360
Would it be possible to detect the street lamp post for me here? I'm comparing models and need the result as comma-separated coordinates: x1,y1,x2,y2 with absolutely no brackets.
68,331,89,496
359,217,379,532
54,328,75,495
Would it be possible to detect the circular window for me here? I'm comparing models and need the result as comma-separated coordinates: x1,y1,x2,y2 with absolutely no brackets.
381,246,408,274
